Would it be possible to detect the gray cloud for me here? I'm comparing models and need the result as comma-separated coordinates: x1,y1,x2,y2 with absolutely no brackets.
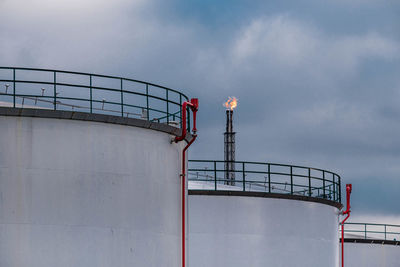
1,0,400,219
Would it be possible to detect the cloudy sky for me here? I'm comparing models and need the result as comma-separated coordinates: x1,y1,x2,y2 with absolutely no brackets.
1,0,400,222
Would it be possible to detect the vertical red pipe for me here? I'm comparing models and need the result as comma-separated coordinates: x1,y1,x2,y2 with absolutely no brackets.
175,98,198,267
181,135,196,267
341,184,352,267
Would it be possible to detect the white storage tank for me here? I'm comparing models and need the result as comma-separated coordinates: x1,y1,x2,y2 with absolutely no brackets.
342,222,400,267
0,67,193,267
188,160,342,267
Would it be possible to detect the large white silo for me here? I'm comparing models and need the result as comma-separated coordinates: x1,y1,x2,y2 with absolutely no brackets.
0,67,196,267
187,160,343,267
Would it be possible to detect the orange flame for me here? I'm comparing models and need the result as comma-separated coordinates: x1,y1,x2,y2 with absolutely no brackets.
223,97,238,110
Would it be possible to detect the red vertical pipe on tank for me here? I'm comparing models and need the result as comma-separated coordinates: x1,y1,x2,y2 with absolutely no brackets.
174,98,198,267
341,184,352,267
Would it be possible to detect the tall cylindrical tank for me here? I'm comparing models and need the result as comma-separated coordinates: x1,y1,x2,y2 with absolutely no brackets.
0,67,194,266
188,160,342,267
0,110,186,267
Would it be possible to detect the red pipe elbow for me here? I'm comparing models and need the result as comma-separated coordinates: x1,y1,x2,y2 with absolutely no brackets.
175,98,198,143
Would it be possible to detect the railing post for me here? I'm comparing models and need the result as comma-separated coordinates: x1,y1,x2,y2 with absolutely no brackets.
13,68,16,108
146,84,150,121
268,164,271,193
166,90,169,123
89,75,93,113
290,166,293,194
308,168,312,197
365,224,367,239
333,174,336,202
120,78,124,117
214,161,217,190
384,225,387,240
242,162,245,192
179,94,182,128
53,71,57,110
322,171,326,198
338,175,342,204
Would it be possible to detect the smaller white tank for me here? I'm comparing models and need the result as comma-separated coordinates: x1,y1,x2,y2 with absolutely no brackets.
342,222,400,267
188,160,343,267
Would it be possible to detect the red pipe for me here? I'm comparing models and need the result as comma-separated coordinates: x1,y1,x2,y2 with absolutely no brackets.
175,98,198,143
341,184,352,267
175,98,198,267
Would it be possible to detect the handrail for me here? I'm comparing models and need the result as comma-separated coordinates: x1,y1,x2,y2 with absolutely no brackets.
189,159,340,175
188,159,342,203
0,67,185,94
0,67,190,127
342,222,400,241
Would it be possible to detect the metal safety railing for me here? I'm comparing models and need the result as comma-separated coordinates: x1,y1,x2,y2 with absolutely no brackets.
0,67,190,127
343,223,400,241
188,160,341,203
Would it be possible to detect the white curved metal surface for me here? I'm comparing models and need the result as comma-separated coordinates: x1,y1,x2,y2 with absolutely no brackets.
0,116,185,267
344,243,400,267
188,194,340,267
